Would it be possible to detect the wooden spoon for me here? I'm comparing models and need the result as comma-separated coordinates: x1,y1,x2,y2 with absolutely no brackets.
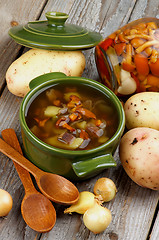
1,129,56,233
0,135,79,205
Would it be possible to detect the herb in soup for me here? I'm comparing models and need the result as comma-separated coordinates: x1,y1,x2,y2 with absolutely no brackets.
26,84,118,150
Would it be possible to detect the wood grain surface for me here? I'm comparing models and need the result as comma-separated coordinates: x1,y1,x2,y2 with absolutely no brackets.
0,0,159,239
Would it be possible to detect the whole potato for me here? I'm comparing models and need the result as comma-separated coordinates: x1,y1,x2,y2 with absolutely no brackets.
6,49,86,97
124,92,159,130
119,127,159,190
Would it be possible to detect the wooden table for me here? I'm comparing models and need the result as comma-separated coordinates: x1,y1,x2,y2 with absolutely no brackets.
0,0,159,239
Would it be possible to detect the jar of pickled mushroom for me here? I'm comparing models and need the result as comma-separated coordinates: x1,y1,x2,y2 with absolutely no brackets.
95,18,159,97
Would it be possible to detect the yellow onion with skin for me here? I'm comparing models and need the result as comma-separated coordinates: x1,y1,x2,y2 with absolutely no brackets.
83,202,112,234
94,178,117,202
64,191,98,214
0,189,13,217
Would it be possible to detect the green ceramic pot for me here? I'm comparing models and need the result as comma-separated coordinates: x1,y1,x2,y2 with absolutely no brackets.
20,72,125,181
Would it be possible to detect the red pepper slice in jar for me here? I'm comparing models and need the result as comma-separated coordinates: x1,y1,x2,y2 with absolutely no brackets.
95,38,114,86
95,46,112,88
99,38,113,51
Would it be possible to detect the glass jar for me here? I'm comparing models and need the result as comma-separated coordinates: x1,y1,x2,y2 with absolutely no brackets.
95,18,159,97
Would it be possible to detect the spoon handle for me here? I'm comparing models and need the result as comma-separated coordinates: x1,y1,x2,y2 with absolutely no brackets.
1,129,36,193
0,137,42,179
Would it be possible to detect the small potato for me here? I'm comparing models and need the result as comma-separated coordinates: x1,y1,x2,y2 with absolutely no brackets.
119,127,159,190
6,49,86,97
124,92,159,130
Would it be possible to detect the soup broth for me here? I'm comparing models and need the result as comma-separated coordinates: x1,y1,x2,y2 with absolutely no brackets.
26,83,119,150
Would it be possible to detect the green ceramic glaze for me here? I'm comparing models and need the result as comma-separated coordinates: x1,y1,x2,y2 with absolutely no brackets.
9,12,103,50
20,73,125,181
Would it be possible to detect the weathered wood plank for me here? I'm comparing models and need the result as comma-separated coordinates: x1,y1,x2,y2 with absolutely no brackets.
0,0,47,51
150,210,159,240
0,0,48,92
0,89,39,239
129,0,159,20
0,0,159,240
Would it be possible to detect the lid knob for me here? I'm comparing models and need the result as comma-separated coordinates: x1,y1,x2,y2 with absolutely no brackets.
45,12,69,27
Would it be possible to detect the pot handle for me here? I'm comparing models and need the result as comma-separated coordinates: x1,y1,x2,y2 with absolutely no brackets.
71,153,116,178
29,72,67,89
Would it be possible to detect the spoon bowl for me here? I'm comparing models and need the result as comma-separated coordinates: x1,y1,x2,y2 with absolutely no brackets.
0,137,79,205
38,173,79,205
2,129,56,232
21,192,56,232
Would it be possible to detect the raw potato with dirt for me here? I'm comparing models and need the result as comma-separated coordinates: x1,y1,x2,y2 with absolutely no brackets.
124,92,159,130
119,127,159,190
6,49,86,97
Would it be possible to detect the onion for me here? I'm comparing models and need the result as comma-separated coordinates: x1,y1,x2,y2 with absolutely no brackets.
83,202,112,234
94,178,117,202
64,191,97,214
0,189,13,217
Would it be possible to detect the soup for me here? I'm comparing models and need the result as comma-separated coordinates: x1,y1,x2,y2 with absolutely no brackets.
26,83,119,150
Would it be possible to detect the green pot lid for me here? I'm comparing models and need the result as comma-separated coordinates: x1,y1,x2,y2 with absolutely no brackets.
9,11,103,50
